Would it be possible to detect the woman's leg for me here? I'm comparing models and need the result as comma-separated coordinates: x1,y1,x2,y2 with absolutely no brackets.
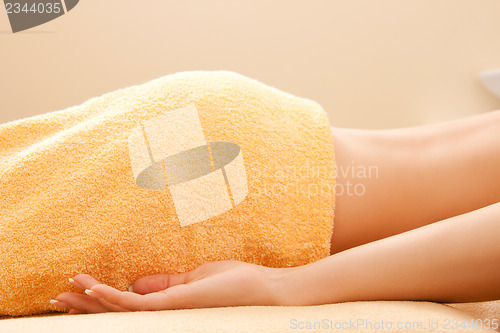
330,110,500,254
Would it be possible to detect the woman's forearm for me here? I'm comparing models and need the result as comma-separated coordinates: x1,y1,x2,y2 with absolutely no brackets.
276,202,500,305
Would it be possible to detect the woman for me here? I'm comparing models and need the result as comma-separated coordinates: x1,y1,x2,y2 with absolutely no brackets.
51,107,500,314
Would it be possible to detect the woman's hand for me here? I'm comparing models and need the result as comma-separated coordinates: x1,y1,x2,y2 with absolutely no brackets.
51,260,291,314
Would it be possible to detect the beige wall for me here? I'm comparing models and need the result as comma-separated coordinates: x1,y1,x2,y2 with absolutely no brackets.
1,0,500,128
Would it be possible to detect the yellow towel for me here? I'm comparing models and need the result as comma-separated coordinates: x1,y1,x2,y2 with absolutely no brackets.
1,302,497,333
0,71,335,316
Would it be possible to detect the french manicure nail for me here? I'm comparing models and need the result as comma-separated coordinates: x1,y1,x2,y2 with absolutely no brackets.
49,299,59,305
69,278,75,284
128,283,134,292
84,289,95,296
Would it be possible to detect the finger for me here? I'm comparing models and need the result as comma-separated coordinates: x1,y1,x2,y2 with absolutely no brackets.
68,278,85,290
49,299,71,309
88,283,194,311
71,274,101,290
68,308,85,315
72,274,129,312
55,291,109,313
95,296,130,312
130,272,190,295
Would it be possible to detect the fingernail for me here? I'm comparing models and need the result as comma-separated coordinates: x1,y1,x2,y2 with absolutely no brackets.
84,289,95,296
128,283,134,292
69,278,75,284
49,299,59,305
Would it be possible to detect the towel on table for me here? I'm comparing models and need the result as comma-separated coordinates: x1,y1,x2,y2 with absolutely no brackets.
0,71,335,316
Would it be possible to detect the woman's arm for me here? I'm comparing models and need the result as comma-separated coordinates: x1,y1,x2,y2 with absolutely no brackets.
279,202,500,305
53,201,500,313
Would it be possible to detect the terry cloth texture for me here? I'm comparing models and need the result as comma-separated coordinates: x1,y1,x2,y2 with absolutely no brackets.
0,301,497,333
0,71,336,316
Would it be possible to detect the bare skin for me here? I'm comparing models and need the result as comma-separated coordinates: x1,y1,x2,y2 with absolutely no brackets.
51,111,500,314
331,109,500,253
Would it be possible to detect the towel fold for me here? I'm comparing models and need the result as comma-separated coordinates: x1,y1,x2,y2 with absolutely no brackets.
0,71,335,316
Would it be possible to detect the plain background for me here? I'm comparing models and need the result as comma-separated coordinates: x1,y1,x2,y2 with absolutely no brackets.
1,0,500,128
